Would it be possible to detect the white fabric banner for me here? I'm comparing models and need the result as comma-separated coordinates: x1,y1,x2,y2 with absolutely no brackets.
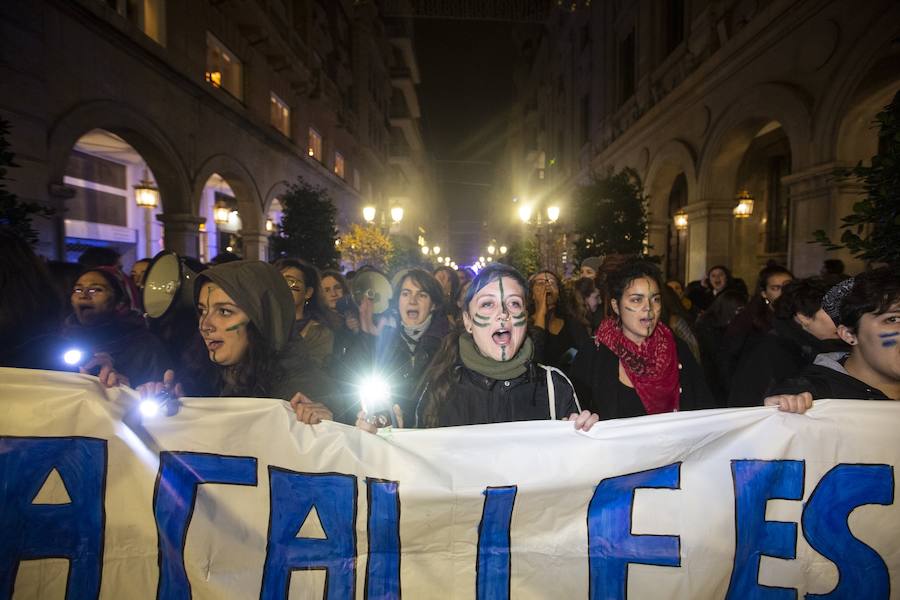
1,367,899,600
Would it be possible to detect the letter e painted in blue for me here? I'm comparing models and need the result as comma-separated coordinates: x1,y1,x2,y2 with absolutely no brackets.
726,459,804,600
365,479,401,600
153,451,257,600
477,486,517,600
0,436,107,600
260,468,357,600
802,464,893,600
587,463,681,600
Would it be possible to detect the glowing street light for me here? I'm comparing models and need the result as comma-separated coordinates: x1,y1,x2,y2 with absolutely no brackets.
487,244,496,255
673,209,688,231
499,245,508,255
733,190,754,219
518,204,532,223
421,246,430,255
432,246,441,256
362,205,377,223
390,206,404,223
547,205,560,223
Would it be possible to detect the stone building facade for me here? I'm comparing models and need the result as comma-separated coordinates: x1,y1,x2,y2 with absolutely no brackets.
501,0,900,282
0,0,440,265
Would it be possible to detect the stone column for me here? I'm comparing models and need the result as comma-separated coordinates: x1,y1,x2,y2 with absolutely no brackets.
157,212,204,259
683,199,735,282
647,219,668,268
47,183,76,261
241,230,269,261
783,162,865,277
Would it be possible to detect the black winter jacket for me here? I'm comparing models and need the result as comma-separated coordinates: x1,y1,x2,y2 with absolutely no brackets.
767,352,892,401
570,337,714,420
727,318,849,407
415,361,580,427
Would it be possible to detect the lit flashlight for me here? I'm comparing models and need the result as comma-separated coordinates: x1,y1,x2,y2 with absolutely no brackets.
137,390,177,419
62,348,84,366
358,374,393,427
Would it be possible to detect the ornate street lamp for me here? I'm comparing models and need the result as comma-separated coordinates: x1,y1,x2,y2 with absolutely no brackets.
363,205,377,223
487,244,496,255
673,209,688,231
518,204,532,223
134,169,160,258
499,245,508,255
733,190,754,219
432,245,441,256
421,246,430,255
390,206,404,223
546,205,560,223
213,202,231,226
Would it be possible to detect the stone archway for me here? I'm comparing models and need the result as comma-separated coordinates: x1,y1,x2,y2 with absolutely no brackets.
46,100,192,259
193,154,266,260
643,139,698,280
693,83,810,280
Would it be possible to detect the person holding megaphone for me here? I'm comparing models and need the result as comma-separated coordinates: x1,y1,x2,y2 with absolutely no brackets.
139,260,335,423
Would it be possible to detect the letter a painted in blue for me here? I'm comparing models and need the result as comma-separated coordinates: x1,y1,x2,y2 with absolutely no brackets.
477,486,518,600
802,463,893,600
365,479,401,600
0,436,107,600
587,463,681,600
153,451,258,600
260,468,357,600
726,459,804,600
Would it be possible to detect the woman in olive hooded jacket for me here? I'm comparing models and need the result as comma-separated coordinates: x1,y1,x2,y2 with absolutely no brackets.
141,260,333,418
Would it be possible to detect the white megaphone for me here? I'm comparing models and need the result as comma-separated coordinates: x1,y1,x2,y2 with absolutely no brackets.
142,250,198,319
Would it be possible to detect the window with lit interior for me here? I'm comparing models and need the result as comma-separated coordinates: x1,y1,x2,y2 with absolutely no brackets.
334,152,345,179
270,92,291,137
205,32,243,100
308,128,323,162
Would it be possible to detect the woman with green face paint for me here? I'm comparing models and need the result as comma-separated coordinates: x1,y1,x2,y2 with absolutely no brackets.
138,260,335,424
356,263,600,431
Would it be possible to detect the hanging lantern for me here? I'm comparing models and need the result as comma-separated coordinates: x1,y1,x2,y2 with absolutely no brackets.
134,169,159,209
733,190,754,219
673,209,688,231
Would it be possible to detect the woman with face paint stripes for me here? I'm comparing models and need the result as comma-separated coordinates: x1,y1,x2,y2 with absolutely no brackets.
765,266,900,412
139,260,335,424
570,260,714,420
357,263,599,430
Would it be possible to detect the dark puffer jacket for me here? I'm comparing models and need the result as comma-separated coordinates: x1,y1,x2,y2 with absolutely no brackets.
415,361,580,428
727,317,848,407
767,352,892,401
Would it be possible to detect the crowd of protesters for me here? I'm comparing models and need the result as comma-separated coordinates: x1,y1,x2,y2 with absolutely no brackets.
2,224,897,432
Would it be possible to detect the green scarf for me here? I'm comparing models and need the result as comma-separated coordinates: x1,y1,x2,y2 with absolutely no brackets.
459,333,534,381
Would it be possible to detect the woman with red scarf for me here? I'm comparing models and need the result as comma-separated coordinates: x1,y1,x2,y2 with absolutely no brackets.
571,261,713,419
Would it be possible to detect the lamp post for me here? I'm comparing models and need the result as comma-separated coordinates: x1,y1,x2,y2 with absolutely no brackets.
362,204,403,234
134,169,160,257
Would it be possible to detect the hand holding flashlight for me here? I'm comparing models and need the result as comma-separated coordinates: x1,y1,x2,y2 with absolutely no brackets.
136,369,183,418
356,374,401,430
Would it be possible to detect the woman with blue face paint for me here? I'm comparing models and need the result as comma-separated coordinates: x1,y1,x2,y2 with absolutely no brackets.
765,266,900,412
357,263,599,430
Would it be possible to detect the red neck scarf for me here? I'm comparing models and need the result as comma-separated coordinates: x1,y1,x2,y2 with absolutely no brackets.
594,318,680,414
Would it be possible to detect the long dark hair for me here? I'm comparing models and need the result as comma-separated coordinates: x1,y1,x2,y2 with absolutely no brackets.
697,289,747,330
567,277,597,333
433,265,461,321
417,264,529,428
746,263,793,331
273,257,341,330
218,321,282,397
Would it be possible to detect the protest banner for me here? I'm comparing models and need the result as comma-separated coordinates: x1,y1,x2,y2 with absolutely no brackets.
1,367,899,599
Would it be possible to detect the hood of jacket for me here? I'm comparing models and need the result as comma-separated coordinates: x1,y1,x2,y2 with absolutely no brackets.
195,260,294,353
813,351,851,375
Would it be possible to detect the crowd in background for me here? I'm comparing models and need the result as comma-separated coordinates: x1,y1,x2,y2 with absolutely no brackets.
2,225,897,432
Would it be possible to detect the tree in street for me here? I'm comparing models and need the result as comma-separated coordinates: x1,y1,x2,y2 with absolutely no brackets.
270,178,340,268
0,117,53,245
571,167,649,263
812,91,900,266
339,224,394,271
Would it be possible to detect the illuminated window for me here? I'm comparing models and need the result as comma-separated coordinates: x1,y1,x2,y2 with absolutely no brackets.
205,32,242,100
269,92,291,137
308,128,323,161
334,152,345,179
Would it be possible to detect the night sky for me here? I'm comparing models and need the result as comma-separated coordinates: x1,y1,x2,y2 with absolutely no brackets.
415,18,536,260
